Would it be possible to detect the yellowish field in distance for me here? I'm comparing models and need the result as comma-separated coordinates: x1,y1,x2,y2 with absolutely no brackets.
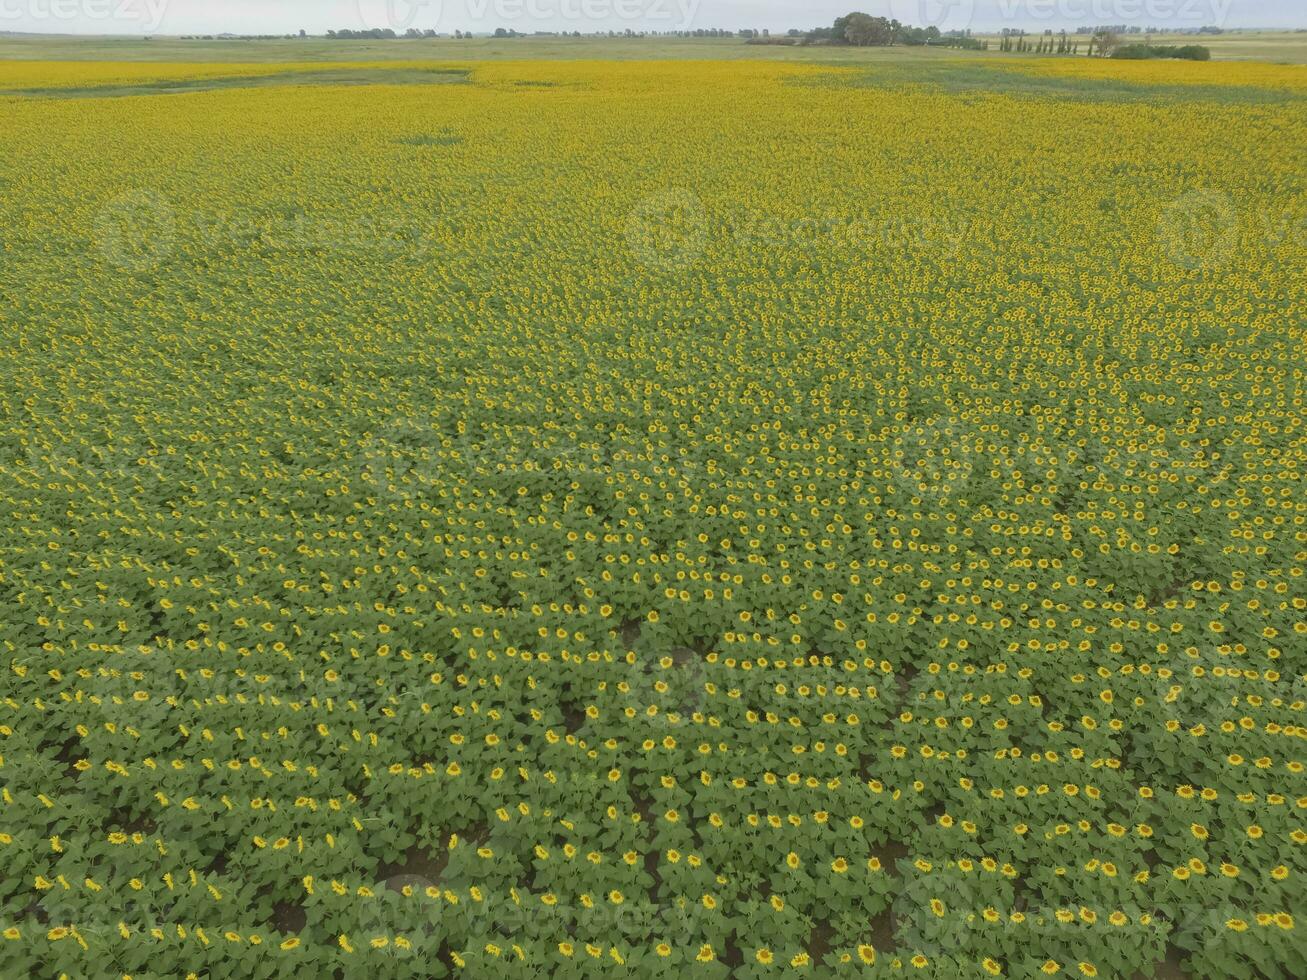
0,48,1303,980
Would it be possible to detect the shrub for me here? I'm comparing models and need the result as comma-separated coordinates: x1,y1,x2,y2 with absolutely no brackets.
1112,43,1212,61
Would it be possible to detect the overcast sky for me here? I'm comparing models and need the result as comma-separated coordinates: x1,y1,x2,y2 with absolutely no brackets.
0,0,1298,37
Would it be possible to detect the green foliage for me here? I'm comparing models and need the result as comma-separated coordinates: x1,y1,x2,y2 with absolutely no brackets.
1113,44,1213,61
0,54,1302,980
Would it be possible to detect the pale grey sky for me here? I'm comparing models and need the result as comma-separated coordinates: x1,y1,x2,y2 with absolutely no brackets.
0,0,1297,37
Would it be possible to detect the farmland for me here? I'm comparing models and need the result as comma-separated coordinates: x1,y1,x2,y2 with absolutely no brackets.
0,42,1304,980
1,30,1306,64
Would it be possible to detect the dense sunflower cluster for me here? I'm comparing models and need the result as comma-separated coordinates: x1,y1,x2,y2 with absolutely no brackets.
0,57,1303,980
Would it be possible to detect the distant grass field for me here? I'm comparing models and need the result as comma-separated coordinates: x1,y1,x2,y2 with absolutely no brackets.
0,29,1304,65
974,29,1307,64
3,66,469,99
1,52,1300,103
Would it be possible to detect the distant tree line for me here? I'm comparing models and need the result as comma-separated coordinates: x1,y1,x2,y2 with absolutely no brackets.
232,20,1211,57
757,13,986,49
320,28,676,40
1076,24,1224,35
321,20,995,47
327,28,398,39
993,26,1208,59
181,31,307,41
998,30,1079,54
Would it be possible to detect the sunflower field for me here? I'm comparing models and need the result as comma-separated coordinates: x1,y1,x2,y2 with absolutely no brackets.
0,56,1304,980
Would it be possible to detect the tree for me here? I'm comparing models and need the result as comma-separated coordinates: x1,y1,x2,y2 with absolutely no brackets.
1092,29,1121,57
844,13,893,47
